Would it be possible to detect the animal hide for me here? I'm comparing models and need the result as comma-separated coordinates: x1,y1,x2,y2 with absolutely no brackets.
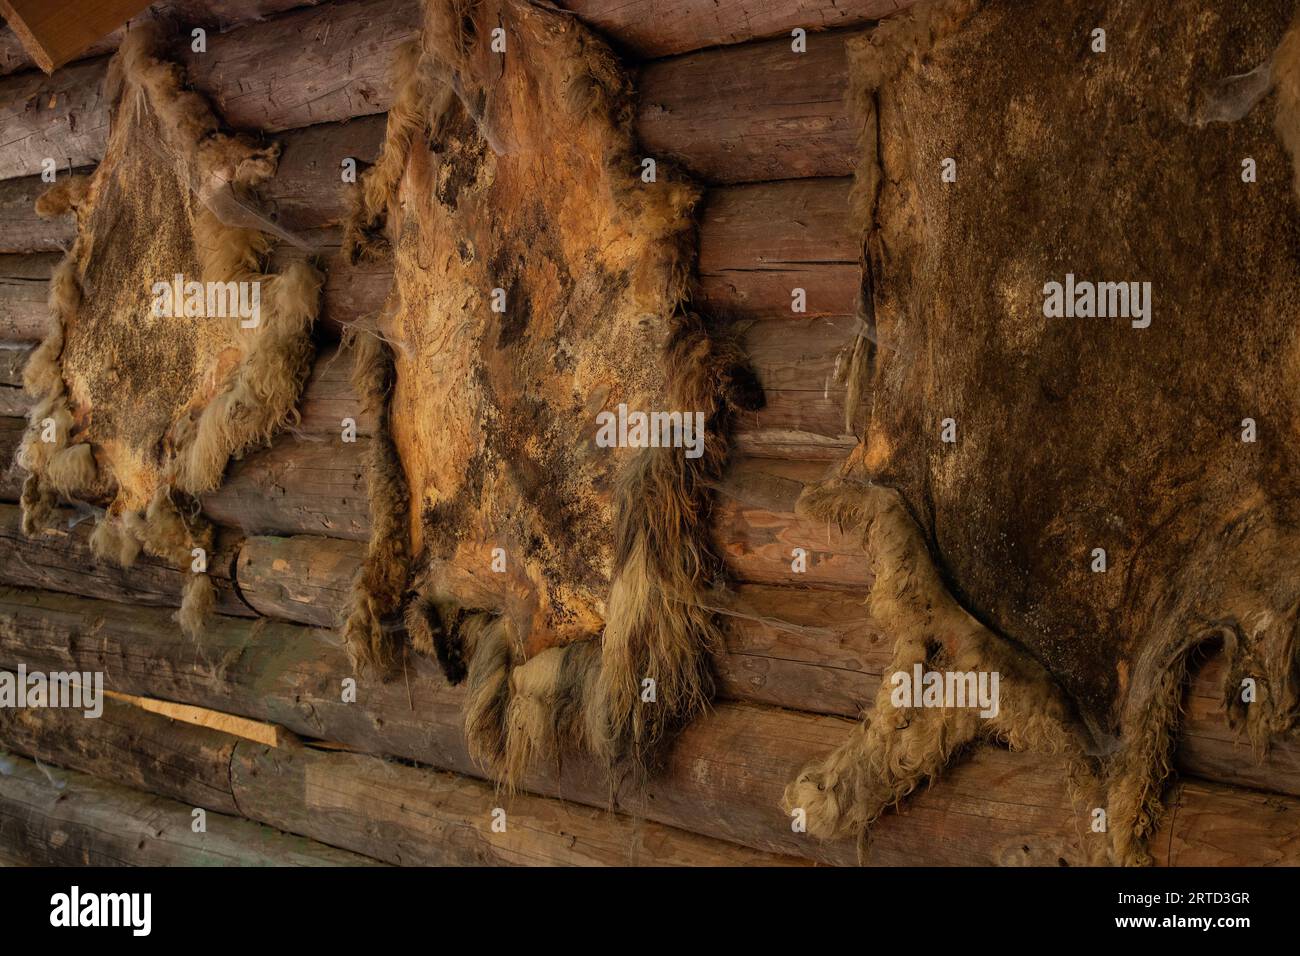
785,0,1300,865
20,24,320,636
344,0,762,784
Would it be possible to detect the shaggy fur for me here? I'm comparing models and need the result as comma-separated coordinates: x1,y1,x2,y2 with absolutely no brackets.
340,328,411,676
794,0,1300,865
18,24,320,636
343,0,762,785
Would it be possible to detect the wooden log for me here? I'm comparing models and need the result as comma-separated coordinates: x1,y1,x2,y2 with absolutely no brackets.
228,525,1300,806
0,252,55,341
204,436,856,587
0,58,109,182
637,30,858,184
231,737,805,866
0,118,384,254
0,586,1294,865
0,502,253,617
0,0,326,76
2,689,796,865
0,682,241,813
699,178,857,319
201,433,370,540
0,0,861,184
297,345,377,436
0,751,380,865
0,169,81,253
0,345,29,416
0,415,27,499
563,0,913,58
236,533,360,626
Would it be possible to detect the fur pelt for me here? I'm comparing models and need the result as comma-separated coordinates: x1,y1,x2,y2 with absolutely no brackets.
792,0,1300,865
18,24,320,637
343,0,763,785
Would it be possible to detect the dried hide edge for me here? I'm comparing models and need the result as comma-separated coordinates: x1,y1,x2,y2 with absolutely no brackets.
18,24,320,637
342,0,763,787
794,0,1300,867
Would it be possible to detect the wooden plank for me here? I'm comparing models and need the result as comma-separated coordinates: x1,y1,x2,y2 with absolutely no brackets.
0,1,861,183
0,0,153,74
637,30,858,184
0,751,381,865
0,502,254,617
562,0,913,58
0,586,1294,865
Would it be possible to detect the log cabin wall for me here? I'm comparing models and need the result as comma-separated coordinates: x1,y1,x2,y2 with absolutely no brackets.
0,0,1294,867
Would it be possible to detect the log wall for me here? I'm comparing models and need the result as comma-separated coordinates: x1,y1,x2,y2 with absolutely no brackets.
0,0,1293,867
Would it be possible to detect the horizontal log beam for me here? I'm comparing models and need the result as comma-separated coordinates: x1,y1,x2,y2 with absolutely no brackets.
2,0,912,77
563,0,912,58
0,0,327,76
1,691,798,866
0,502,253,616
202,435,864,583
0,586,1293,866
0,0,862,184
636,30,858,184
0,750,378,865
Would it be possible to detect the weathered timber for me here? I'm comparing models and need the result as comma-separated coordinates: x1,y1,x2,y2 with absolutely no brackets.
0,503,253,616
200,433,370,540
0,751,380,865
0,0,326,76
0,587,1294,865
1,690,798,865
699,177,857,319
0,252,56,341
231,738,806,866
0,415,26,499
0,118,384,253
236,532,360,626
0,684,241,812
563,0,914,58
0,0,154,74
636,30,858,184
203,438,861,585
0,344,28,416
229,526,1290,802
296,345,377,436
0,2,861,183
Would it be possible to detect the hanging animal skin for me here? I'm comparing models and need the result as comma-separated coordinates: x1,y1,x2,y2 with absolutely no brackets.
784,0,1300,865
20,24,320,635
343,0,762,784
